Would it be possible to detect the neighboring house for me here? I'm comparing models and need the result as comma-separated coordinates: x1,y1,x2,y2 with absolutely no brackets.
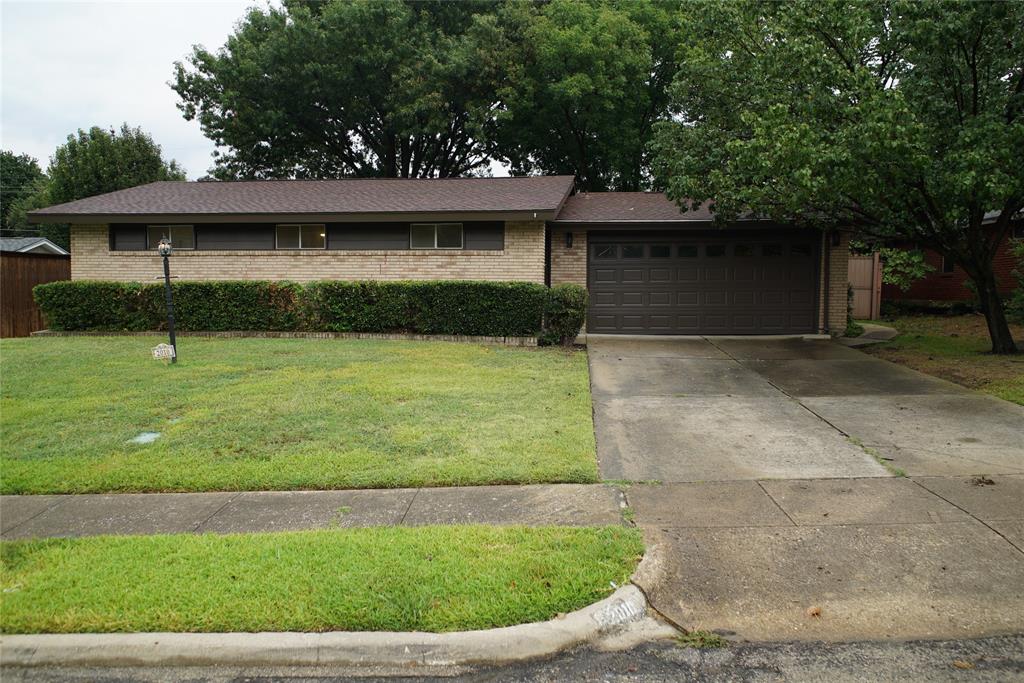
0,237,70,256
28,176,850,336
1,238,71,338
882,219,1023,304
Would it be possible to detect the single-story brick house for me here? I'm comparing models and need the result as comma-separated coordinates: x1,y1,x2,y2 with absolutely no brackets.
28,176,850,335
881,218,1023,304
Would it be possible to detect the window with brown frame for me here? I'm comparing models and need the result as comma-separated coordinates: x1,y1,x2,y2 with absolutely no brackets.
410,223,463,249
276,224,326,249
146,225,194,250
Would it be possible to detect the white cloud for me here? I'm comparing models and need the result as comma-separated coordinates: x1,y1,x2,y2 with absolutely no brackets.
1,0,261,179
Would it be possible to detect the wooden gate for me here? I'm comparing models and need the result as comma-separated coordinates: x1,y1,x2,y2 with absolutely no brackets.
1,252,71,337
848,253,882,320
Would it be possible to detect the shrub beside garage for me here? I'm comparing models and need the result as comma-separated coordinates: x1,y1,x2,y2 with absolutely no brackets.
33,280,588,345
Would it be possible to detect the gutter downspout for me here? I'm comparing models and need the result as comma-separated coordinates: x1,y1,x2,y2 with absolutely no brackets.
822,230,831,335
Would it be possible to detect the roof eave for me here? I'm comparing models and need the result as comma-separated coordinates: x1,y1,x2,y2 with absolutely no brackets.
549,218,770,225
28,209,561,225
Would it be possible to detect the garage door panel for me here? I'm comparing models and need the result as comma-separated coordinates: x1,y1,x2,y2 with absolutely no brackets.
734,291,756,305
588,234,818,334
677,315,700,330
734,265,757,281
650,268,672,282
705,267,727,281
790,290,813,305
678,291,699,306
704,291,727,305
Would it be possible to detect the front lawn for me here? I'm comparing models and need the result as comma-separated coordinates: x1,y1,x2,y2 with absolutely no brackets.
0,337,597,493
863,315,1024,405
0,525,642,633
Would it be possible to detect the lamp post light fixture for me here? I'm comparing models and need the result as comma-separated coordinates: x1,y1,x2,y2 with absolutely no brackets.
157,238,178,363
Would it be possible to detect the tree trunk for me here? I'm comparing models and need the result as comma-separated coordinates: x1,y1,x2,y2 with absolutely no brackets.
971,263,1018,354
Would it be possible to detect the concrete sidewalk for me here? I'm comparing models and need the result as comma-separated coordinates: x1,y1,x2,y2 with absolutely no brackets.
629,474,1024,642
0,484,626,540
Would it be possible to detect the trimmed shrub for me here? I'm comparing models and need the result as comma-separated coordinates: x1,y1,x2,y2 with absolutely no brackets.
34,281,302,332
541,284,588,346
33,279,589,341
33,280,158,331
169,281,302,331
301,281,420,333
302,280,549,337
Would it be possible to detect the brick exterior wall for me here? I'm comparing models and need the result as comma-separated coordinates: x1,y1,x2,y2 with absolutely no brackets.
548,225,587,286
881,230,1020,303
820,231,851,335
71,220,852,335
70,221,546,284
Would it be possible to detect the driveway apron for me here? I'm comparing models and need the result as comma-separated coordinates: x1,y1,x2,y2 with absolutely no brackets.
588,335,1024,641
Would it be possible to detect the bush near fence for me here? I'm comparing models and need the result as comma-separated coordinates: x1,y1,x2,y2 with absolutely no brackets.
33,280,588,345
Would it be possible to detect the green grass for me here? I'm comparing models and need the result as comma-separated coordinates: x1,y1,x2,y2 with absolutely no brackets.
0,525,642,634
864,315,1024,405
0,337,598,494
675,630,729,649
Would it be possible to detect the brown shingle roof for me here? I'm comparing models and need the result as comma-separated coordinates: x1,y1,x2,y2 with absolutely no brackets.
553,192,716,223
28,176,575,222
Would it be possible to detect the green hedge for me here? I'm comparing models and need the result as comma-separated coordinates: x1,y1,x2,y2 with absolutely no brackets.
33,281,303,333
34,280,587,343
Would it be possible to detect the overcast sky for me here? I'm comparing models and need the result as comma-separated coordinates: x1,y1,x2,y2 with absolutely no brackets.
2,0,263,179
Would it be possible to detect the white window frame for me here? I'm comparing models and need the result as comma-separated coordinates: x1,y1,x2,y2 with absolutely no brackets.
147,225,194,250
275,224,327,250
410,223,463,250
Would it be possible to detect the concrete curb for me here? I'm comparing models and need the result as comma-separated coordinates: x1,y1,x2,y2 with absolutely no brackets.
0,585,653,668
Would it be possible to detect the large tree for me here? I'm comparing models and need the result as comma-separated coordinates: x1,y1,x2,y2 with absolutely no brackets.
0,151,46,234
652,0,1024,353
47,125,185,204
495,0,682,191
173,0,508,179
12,125,185,249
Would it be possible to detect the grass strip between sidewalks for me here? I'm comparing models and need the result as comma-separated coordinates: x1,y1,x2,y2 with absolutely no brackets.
0,525,642,634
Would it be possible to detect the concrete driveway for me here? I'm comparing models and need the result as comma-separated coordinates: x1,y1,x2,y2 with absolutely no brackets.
588,336,1024,641
590,336,1024,481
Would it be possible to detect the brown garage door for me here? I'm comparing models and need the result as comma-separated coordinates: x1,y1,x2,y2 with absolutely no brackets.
587,233,819,334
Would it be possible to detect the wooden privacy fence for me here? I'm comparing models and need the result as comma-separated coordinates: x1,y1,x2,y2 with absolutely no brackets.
1,252,71,337
848,253,882,320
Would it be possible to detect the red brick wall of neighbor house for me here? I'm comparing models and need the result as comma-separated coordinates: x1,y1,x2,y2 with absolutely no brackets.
882,233,1019,302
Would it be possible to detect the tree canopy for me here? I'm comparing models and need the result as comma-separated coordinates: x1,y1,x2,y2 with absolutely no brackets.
172,0,685,188
652,0,1024,352
173,0,509,179
47,125,185,205
0,151,46,234
7,125,185,249
495,0,681,191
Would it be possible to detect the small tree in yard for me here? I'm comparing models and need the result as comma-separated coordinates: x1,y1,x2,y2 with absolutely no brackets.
15,125,185,249
652,0,1023,353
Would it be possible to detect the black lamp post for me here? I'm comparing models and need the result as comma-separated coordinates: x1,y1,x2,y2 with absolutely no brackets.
157,238,178,363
